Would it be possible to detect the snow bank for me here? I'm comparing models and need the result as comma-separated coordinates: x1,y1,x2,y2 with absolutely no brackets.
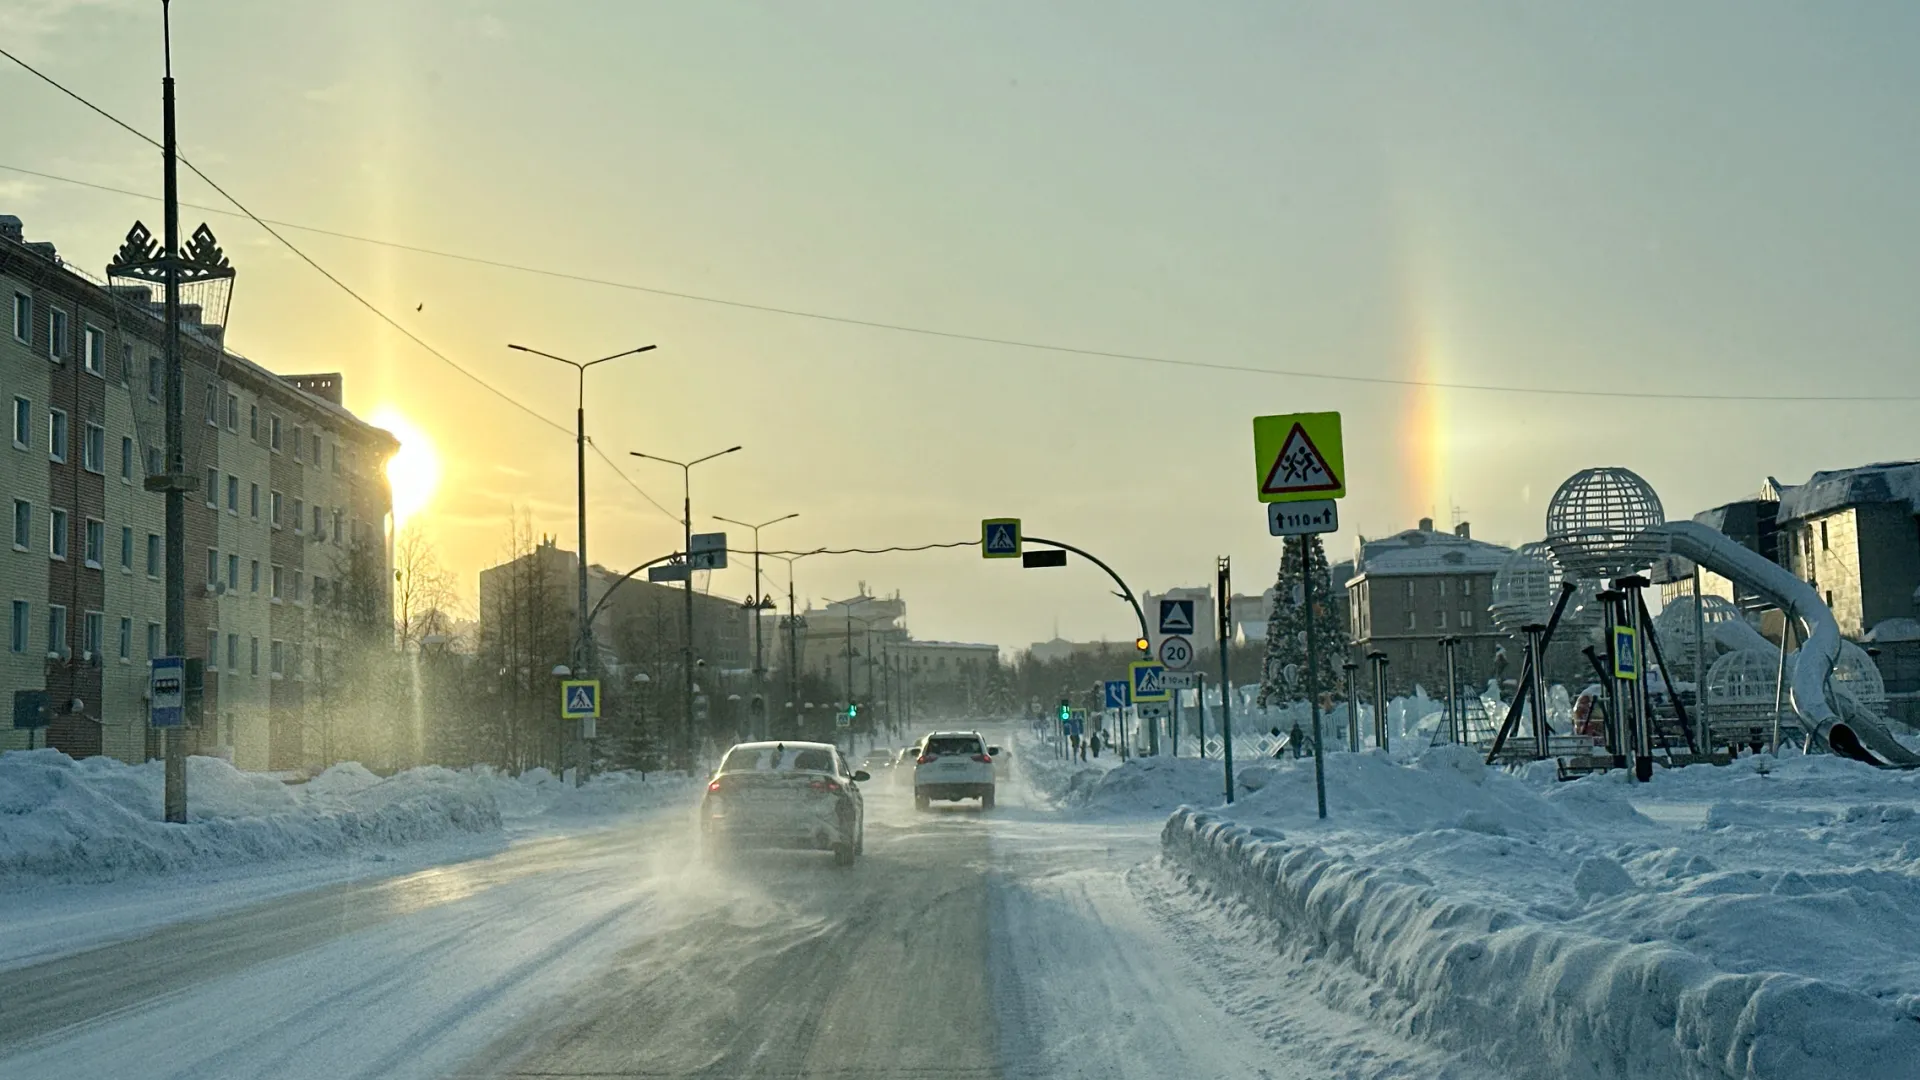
1160,747,1920,1080
0,750,691,886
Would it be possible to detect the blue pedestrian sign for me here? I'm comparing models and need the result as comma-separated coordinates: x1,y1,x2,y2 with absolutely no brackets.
561,679,602,719
1130,660,1170,703
1102,679,1130,710
1612,626,1638,681
981,517,1022,559
1158,599,1195,636
149,656,185,728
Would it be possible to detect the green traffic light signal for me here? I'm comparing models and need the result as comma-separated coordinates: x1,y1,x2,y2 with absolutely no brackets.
849,703,859,718
1058,700,1070,721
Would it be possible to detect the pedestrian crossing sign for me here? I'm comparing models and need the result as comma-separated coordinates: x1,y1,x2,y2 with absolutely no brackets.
561,680,601,719
1130,661,1170,703
982,518,1022,559
1252,412,1345,503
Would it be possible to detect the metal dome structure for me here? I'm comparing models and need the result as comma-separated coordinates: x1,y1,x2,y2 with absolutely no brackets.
1652,594,1744,674
1704,648,1781,721
1490,542,1556,631
1544,467,1666,580
1791,640,1887,707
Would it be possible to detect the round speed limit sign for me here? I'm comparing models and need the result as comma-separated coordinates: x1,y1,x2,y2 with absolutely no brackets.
1157,635,1194,671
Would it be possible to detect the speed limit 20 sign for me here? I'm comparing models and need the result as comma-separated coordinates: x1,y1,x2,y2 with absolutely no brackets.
1157,635,1194,671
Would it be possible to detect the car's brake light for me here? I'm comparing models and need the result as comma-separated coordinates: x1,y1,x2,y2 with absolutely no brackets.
974,754,992,763
916,754,935,765
707,779,723,793
808,778,842,794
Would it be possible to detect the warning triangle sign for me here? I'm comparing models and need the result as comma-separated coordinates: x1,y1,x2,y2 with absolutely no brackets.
567,686,595,711
1260,422,1342,496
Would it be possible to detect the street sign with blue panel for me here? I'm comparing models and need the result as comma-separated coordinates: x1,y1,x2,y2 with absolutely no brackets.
1130,660,1170,703
981,518,1021,559
561,679,602,719
1158,599,1195,636
1102,679,1130,710
149,656,185,728
1612,626,1638,681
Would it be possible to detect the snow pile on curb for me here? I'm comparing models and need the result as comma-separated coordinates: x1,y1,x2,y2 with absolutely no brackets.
0,750,694,886
1160,746,1920,1080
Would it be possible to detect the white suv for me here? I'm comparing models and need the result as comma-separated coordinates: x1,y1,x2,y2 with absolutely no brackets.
913,730,996,811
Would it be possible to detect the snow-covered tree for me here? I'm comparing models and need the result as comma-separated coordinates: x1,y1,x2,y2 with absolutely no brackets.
1257,535,1340,707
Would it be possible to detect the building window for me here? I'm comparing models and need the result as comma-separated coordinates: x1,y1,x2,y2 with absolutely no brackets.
313,575,327,606
120,526,133,571
310,432,321,464
250,636,260,676
1460,609,1473,629
293,498,304,534
1462,578,1473,598
48,408,67,462
47,605,68,657
80,423,103,473
249,404,259,440
207,548,219,588
250,558,260,593
332,509,343,545
1826,590,1834,609
11,396,27,448
118,617,132,662
84,611,103,659
83,519,103,568
146,533,161,577
147,621,160,659
1405,610,1416,631
1820,520,1829,552
84,326,104,375
1437,609,1448,629
292,570,304,604
9,601,26,653
291,425,304,463
291,642,304,680
226,393,239,431
331,443,340,474
146,446,162,477
270,415,282,451
48,308,68,360
120,435,134,482
270,639,284,678
227,474,239,513
271,490,283,528
1439,578,1449,599
148,357,162,401
119,342,132,385
227,633,239,672
10,292,27,342
11,499,27,550
48,508,67,560
227,553,240,591
207,629,219,665
205,467,219,507
312,504,324,538
204,384,219,426
271,565,283,601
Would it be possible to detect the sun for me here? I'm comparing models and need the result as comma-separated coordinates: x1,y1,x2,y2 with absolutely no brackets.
369,405,440,531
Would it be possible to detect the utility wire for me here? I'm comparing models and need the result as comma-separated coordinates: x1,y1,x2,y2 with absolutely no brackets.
761,542,977,557
3,158,1913,405
0,46,679,520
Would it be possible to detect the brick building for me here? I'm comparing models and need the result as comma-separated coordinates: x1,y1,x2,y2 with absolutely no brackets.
2,216,395,769
1344,519,1512,693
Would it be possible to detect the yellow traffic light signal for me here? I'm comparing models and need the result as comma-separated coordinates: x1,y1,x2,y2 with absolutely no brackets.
1135,637,1151,653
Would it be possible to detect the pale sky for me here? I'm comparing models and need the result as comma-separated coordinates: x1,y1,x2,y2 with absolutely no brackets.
4,1,1918,651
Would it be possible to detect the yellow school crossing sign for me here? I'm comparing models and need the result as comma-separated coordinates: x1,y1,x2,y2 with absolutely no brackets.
1252,412,1345,503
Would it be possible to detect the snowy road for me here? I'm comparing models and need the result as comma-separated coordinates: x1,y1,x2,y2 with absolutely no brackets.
0,738,1500,1080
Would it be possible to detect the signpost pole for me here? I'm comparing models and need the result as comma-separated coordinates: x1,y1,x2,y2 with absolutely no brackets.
1171,680,1180,757
1303,537,1327,819
1217,556,1234,805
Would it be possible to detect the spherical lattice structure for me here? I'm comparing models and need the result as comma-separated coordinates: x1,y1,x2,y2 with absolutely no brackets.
1544,467,1666,580
1653,594,1744,673
1490,543,1556,632
1705,648,1781,718
1791,641,1887,707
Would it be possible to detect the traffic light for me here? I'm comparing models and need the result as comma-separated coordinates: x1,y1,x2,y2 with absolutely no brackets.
848,702,859,720
1058,699,1071,722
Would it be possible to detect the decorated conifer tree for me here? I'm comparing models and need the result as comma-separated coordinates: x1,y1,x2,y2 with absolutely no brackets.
1257,534,1339,707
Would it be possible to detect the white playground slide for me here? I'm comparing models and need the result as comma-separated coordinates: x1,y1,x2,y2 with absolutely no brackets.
1651,520,1920,768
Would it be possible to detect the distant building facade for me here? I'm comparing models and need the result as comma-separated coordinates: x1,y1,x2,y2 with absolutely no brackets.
1345,519,1511,693
1,216,397,769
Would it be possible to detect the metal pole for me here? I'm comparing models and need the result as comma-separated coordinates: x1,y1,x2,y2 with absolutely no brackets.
1444,637,1461,743
1771,613,1794,755
1625,579,1653,781
1525,623,1550,760
160,2,187,824
1217,556,1234,804
1692,567,1709,753
1171,676,1181,757
1343,660,1360,751
573,370,589,786
1369,651,1390,751
682,467,695,770
752,532,764,739
787,562,799,736
1303,537,1327,819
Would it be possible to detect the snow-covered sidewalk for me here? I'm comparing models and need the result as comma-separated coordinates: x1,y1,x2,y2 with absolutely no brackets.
1155,745,1920,1080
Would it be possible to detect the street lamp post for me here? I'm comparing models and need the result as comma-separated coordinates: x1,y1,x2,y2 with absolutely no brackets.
509,342,654,786
714,512,799,740
631,447,742,770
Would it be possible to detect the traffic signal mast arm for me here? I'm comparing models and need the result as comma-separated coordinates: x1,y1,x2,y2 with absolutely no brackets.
1022,535,1152,655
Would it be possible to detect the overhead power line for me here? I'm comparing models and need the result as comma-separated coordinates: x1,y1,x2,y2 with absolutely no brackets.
0,46,678,520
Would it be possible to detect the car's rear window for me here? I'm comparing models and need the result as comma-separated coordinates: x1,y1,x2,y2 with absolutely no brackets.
719,746,839,774
923,736,982,756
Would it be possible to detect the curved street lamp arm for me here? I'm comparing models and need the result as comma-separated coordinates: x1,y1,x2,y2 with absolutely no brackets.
585,550,686,628
1024,534,1151,651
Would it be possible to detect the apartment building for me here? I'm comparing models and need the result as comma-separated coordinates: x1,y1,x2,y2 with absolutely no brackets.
1,216,396,769
1772,463,1920,641
1345,519,1512,693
